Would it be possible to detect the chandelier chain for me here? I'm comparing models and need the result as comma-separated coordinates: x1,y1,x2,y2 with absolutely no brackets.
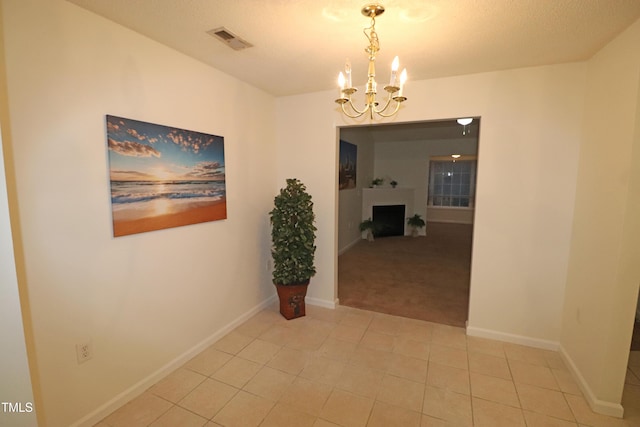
335,3,407,120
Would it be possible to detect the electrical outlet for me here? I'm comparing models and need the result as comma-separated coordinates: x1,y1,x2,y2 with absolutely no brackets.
76,342,93,364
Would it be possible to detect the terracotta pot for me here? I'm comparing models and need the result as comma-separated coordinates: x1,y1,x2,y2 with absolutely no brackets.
274,281,309,320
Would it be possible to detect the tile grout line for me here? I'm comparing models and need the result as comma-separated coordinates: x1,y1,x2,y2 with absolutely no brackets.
506,353,526,427
466,339,476,426
99,306,630,426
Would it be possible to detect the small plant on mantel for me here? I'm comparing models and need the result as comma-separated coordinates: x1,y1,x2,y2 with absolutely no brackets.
371,178,384,187
407,214,426,237
390,180,398,188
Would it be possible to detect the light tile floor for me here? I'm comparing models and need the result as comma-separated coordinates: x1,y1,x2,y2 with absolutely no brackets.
96,304,640,427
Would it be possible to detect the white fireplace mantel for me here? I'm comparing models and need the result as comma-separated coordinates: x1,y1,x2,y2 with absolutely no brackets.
362,188,416,236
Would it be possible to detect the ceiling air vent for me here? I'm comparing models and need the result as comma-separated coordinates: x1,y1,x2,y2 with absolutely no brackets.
207,27,253,51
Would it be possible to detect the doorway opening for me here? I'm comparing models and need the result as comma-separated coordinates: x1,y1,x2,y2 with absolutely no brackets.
336,118,480,327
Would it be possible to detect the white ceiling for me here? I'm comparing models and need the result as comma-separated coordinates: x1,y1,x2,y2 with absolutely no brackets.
66,0,640,98
64,0,640,141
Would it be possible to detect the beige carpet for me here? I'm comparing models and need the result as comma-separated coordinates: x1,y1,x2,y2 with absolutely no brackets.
338,221,473,327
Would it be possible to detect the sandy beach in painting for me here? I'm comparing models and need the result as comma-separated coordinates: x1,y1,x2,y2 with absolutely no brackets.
113,198,226,237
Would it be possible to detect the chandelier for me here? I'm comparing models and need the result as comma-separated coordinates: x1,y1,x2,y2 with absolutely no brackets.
335,3,407,119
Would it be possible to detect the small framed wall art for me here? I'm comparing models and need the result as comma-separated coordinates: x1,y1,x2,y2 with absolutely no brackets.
339,139,357,190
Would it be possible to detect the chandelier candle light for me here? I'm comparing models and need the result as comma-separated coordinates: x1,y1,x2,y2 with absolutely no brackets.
335,3,407,119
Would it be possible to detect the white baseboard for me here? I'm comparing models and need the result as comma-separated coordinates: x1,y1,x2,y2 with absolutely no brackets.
306,296,337,309
465,326,625,418
71,295,278,427
426,219,473,225
465,326,559,351
338,237,362,255
559,345,625,418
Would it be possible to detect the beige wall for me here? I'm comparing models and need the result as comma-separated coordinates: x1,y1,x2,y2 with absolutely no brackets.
2,0,277,425
275,91,344,306
277,62,586,343
561,18,640,416
373,138,477,225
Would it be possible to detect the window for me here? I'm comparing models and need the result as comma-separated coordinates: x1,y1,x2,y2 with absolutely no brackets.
428,158,477,208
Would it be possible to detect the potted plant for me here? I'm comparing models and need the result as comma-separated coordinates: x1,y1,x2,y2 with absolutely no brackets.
270,178,317,319
371,178,384,188
359,218,376,241
390,180,398,188
407,214,426,237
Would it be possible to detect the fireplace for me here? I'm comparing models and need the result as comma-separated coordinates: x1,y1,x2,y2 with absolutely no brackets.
362,188,416,238
373,204,406,237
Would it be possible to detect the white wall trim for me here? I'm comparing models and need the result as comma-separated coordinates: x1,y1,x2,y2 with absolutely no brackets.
338,236,361,256
306,296,337,309
426,218,474,225
466,326,559,351
558,345,625,418
70,295,278,427
466,326,626,418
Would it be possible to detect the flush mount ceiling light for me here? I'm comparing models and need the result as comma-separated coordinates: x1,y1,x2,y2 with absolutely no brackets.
457,117,473,135
335,3,407,119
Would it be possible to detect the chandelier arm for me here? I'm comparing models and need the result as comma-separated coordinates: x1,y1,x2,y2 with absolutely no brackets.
372,91,394,114
347,97,368,115
375,99,403,118
340,100,369,119
371,91,403,118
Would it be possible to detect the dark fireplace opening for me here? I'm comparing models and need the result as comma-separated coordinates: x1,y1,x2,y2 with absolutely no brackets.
372,204,405,237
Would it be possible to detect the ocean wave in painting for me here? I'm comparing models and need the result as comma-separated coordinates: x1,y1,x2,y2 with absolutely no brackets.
111,180,225,206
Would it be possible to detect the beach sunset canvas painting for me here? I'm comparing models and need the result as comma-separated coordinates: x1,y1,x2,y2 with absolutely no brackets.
106,115,226,237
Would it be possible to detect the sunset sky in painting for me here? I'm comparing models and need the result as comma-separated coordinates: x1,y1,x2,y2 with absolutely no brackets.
107,115,225,182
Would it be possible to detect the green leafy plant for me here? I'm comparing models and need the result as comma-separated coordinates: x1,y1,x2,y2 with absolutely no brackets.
359,218,375,232
371,178,384,186
270,179,317,285
407,214,426,228
359,218,377,241
407,214,426,237
390,180,398,188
